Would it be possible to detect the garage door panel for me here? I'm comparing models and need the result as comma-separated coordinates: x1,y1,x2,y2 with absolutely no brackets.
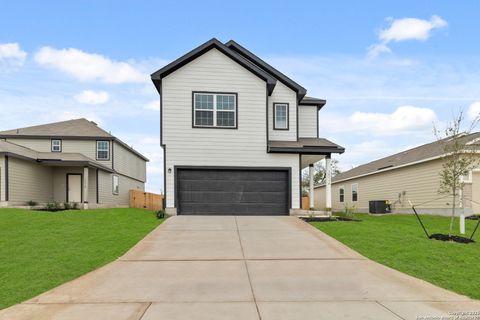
179,180,288,192
177,168,289,215
179,191,288,204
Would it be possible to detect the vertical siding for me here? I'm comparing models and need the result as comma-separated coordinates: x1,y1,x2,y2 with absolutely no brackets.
314,159,455,213
162,48,300,209
298,105,318,138
8,157,53,203
5,138,113,169
268,81,297,141
113,142,146,182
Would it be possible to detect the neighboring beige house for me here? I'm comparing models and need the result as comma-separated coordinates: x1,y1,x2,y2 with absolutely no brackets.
0,119,148,208
151,38,344,215
315,133,480,216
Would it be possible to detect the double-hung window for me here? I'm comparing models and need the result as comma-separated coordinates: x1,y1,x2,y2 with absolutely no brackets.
51,139,62,152
273,103,289,130
96,140,110,160
112,175,119,195
193,93,237,128
339,186,345,203
352,183,358,202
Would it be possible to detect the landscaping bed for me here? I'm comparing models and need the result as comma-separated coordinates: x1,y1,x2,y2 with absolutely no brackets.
0,208,164,310
310,213,480,299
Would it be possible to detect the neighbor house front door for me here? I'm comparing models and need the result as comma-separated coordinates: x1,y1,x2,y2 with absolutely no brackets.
67,174,82,203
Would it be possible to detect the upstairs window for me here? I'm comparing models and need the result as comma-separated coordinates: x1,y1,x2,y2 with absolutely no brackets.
274,103,289,130
352,183,358,202
51,139,62,152
339,187,345,202
96,140,110,160
193,92,237,128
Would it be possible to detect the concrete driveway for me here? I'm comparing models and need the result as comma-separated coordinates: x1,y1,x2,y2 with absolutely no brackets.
1,216,479,320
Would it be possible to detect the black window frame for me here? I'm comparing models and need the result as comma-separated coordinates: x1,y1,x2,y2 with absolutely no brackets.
273,103,289,130
192,91,238,129
51,139,62,152
96,140,110,161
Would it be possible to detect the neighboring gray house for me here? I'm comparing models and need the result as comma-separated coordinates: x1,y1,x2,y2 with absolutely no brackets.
314,133,480,216
0,119,148,208
151,38,344,215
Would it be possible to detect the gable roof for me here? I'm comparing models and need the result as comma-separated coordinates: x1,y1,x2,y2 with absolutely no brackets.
0,119,149,161
151,38,277,95
319,132,480,186
225,40,307,100
299,96,327,108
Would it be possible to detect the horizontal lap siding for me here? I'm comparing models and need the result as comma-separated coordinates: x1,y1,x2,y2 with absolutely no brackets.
298,105,318,138
0,156,5,201
113,142,146,182
268,81,297,141
314,159,453,212
163,48,299,209
97,171,143,206
8,157,53,203
472,172,480,214
5,138,113,169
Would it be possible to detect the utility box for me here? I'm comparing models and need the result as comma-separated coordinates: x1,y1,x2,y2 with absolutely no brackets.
369,200,391,214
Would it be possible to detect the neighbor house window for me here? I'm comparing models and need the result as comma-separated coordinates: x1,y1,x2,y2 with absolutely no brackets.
273,103,289,130
51,139,62,152
96,141,110,160
339,186,345,202
112,175,119,194
352,183,358,202
193,92,237,128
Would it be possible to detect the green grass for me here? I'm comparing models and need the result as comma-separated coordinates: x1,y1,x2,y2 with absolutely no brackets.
0,208,163,310
310,213,480,299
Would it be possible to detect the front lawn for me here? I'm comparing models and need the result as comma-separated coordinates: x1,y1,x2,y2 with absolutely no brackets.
311,213,480,300
0,208,163,310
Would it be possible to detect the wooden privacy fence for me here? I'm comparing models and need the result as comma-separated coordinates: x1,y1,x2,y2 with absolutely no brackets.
129,190,164,211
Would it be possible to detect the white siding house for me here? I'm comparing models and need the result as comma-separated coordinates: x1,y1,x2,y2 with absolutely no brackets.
151,38,344,215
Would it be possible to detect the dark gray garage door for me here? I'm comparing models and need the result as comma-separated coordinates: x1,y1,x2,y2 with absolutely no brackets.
176,168,290,215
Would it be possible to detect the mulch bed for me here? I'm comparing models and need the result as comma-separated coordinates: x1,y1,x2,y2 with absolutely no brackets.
466,215,480,220
429,233,475,244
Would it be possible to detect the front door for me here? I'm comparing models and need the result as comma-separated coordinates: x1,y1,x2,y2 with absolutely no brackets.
67,174,82,203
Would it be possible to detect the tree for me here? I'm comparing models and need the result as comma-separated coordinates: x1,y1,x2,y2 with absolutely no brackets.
301,159,341,193
434,110,480,237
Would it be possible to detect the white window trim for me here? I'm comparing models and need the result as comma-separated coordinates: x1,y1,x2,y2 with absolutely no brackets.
51,139,62,152
112,175,119,195
273,103,289,130
96,140,110,161
193,92,237,128
351,183,358,202
339,185,345,202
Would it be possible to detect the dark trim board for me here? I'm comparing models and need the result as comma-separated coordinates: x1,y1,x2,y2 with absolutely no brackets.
96,169,99,204
174,166,292,215
191,91,239,129
66,173,83,203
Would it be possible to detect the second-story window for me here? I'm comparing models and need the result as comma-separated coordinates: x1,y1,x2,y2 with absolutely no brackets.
51,139,62,152
193,92,237,128
96,140,110,160
274,103,289,130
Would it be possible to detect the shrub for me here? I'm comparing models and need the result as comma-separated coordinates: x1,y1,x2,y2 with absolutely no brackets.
26,200,38,207
343,203,356,219
156,210,165,219
72,202,79,210
44,201,62,212
63,202,71,210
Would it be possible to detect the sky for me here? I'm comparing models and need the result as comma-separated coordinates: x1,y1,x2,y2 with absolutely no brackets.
1,0,480,192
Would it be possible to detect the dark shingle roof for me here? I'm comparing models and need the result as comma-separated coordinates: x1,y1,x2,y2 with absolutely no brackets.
268,138,345,154
321,132,480,186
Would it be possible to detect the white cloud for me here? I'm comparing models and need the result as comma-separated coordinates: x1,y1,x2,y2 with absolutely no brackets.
144,100,159,111
323,106,437,135
74,90,109,105
368,15,447,58
34,47,146,83
468,102,480,120
0,43,27,65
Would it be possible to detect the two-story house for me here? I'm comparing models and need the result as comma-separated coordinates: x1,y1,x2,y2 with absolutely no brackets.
151,38,344,215
0,118,148,208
